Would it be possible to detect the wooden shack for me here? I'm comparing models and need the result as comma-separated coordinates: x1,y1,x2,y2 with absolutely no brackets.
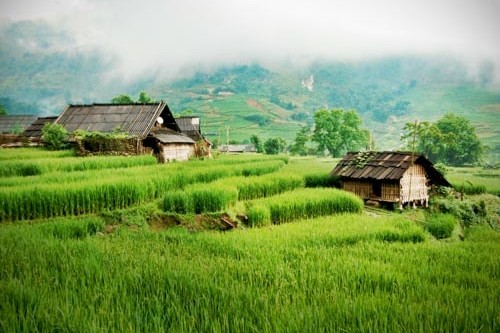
330,151,451,208
175,116,212,158
55,101,198,162
0,115,39,147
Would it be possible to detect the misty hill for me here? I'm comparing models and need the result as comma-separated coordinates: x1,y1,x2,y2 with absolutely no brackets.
1,20,499,157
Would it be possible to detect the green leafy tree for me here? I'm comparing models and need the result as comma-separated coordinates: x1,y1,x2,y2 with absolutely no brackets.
264,137,286,155
401,113,484,166
312,108,369,157
250,134,264,153
138,91,154,103
0,104,6,115
42,123,69,150
290,126,310,156
111,94,134,104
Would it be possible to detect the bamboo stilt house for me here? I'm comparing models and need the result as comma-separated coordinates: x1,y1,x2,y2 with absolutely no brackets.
330,151,451,208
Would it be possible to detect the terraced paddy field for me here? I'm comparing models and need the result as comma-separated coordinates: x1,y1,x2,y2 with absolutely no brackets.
0,149,498,332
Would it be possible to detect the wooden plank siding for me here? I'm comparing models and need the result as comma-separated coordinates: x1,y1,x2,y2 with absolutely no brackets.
400,164,429,204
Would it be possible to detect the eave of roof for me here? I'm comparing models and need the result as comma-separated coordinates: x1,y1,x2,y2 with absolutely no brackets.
330,151,451,186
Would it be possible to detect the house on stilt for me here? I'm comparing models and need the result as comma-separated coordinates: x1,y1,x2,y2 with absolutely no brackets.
330,151,451,209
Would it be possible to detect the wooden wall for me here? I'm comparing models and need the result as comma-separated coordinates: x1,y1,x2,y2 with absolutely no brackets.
342,180,371,199
400,164,428,204
159,143,195,162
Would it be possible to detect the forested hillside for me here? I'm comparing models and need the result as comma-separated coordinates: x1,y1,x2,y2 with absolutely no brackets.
1,20,499,156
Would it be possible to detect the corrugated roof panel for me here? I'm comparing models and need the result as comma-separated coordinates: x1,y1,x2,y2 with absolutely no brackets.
55,102,171,138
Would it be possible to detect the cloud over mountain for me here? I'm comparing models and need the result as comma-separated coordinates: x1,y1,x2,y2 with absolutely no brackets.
1,0,499,81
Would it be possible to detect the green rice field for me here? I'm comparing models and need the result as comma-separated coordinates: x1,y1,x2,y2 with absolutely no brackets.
0,149,498,332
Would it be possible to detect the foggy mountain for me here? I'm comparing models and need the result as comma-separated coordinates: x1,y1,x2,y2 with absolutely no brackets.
0,18,499,154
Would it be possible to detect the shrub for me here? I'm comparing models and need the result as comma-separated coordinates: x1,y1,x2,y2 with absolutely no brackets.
426,214,455,239
42,123,69,150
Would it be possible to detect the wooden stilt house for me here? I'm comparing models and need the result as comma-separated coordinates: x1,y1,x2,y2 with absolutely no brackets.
330,151,451,208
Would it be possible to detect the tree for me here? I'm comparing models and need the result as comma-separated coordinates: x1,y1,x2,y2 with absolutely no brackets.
42,123,69,150
264,137,286,155
250,134,264,153
0,104,6,115
111,92,155,104
290,126,310,156
311,108,370,157
111,94,133,104
138,91,154,103
401,113,484,166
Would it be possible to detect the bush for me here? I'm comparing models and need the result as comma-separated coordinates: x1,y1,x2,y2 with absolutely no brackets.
42,123,69,150
426,214,455,239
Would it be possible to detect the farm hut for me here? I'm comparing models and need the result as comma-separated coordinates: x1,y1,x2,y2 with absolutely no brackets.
149,128,196,162
330,151,451,208
175,116,212,157
22,116,57,139
0,115,38,147
0,115,38,134
54,101,198,161
218,144,257,153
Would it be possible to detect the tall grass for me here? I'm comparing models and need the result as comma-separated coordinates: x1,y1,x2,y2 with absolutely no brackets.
163,186,238,214
246,188,363,226
0,155,157,177
0,147,75,160
0,214,496,332
0,155,287,221
224,173,304,200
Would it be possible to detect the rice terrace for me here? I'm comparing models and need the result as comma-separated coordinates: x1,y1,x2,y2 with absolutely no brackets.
0,148,499,332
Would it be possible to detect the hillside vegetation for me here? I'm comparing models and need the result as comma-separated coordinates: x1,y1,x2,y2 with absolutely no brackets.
1,21,499,157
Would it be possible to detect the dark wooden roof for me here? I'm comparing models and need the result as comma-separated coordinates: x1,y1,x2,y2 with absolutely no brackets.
152,128,195,144
330,151,450,186
22,116,57,137
0,115,38,134
175,116,202,141
55,101,179,138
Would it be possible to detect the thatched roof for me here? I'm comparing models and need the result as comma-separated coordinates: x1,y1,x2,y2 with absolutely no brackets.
55,102,179,138
330,151,450,186
0,115,38,134
22,116,57,137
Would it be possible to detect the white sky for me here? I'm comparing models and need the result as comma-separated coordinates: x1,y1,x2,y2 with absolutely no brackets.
1,0,499,80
